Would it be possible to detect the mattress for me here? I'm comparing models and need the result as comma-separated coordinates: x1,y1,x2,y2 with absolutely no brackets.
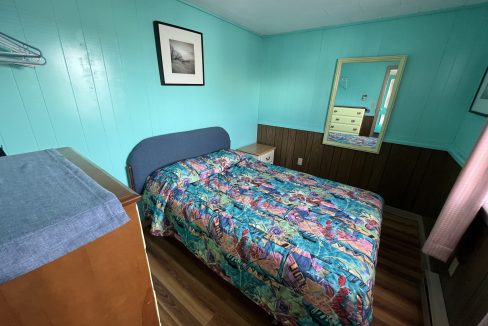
143,149,383,325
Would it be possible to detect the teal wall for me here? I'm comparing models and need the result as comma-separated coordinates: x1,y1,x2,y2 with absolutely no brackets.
258,5,488,163
451,110,487,164
1,0,487,180
0,0,262,182
335,61,398,116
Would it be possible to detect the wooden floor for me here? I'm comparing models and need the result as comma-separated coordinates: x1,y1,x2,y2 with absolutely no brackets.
145,207,424,325
373,208,424,325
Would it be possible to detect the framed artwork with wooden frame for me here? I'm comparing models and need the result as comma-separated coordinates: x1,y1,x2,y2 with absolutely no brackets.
469,66,488,117
153,21,204,86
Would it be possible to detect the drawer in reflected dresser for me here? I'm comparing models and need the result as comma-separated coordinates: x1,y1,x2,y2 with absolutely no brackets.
332,106,365,117
330,122,361,134
330,106,366,136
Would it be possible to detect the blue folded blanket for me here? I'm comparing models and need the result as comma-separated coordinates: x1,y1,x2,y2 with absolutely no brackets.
0,149,129,283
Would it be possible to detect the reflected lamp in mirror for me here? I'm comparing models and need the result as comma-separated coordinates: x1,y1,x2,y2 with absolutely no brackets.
323,55,407,153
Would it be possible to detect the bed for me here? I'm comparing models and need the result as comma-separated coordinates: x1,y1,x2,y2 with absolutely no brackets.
127,127,383,326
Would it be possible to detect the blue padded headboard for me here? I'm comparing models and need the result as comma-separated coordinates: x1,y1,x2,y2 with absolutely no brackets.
126,127,230,194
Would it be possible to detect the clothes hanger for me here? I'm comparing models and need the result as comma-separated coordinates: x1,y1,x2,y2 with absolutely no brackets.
0,32,46,67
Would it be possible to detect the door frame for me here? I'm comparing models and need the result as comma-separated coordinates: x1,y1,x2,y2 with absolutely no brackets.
370,65,398,137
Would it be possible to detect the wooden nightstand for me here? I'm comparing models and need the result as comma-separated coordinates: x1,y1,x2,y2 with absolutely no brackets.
238,143,275,164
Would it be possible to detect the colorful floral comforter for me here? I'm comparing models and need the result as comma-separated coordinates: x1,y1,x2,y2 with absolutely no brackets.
143,149,383,325
327,132,378,148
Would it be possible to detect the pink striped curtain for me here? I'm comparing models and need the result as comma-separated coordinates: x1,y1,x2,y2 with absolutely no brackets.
422,122,488,262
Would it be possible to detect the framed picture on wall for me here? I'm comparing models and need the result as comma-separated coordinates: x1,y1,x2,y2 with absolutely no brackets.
469,66,488,117
153,21,204,86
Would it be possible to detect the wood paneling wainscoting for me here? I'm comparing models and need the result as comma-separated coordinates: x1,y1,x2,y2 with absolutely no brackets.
257,124,488,326
359,116,374,137
257,124,461,221
441,211,488,326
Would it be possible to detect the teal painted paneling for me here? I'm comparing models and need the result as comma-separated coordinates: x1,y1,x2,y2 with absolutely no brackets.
450,29,488,165
451,112,487,165
0,0,262,182
258,5,488,156
2,0,487,178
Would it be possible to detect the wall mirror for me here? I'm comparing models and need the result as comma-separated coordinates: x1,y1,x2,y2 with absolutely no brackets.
323,55,407,153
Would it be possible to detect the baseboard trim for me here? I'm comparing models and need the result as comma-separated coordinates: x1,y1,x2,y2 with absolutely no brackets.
385,205,448,325
423,270,449,326
421,276,433,326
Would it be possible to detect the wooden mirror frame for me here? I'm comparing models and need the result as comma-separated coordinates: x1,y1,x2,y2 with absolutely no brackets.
322,55,408,154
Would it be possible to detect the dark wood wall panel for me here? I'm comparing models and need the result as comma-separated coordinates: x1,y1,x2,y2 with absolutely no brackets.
258,124,488,326
441,212,488,326
257,124,461,220
359,116,374,136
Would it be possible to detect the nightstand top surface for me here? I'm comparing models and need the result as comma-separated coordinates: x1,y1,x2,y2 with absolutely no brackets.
238,143,275,156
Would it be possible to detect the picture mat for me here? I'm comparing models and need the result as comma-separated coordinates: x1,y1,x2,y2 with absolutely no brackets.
157,24,203,84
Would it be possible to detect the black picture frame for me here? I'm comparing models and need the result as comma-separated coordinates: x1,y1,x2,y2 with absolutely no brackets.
153,21,205,86
469,66,488,117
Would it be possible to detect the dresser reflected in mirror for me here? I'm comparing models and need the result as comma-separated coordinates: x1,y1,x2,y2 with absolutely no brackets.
323,55,407,153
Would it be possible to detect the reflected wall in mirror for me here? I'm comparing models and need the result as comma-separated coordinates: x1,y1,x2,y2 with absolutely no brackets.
323,55,407,153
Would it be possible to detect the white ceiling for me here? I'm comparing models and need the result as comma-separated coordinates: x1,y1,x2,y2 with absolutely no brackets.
181,0,488,35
